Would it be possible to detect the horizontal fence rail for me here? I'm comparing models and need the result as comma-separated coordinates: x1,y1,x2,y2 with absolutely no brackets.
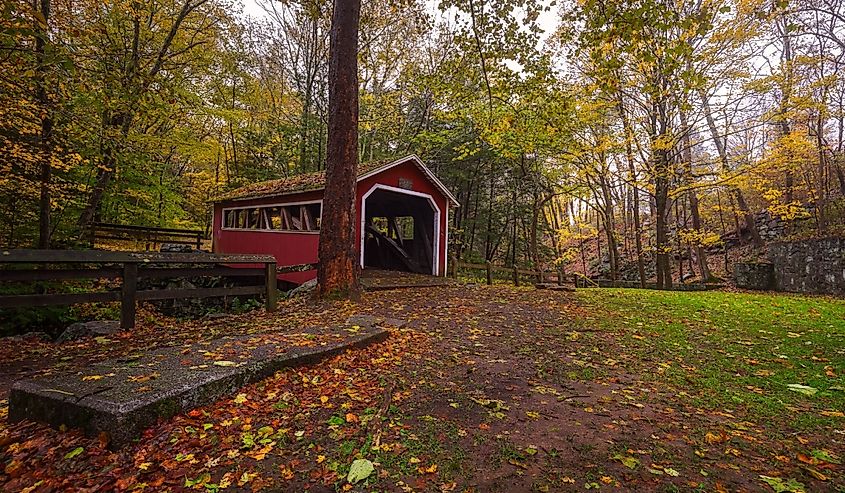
450,258,570,287
92,222,206,251
451,259,721,291
0,250,316,329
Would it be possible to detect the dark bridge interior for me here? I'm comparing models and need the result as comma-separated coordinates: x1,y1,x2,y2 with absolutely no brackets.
363,188,435,275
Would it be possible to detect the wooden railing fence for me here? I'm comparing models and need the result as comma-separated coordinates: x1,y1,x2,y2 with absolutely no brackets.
449,257,722,291
92,223,206,251
449,257,570,287
0,250,315,329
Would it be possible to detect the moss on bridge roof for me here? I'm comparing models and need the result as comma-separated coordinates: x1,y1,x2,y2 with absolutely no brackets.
215,158,394,202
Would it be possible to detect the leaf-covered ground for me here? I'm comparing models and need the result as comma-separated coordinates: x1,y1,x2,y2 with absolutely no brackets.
1,285,843,492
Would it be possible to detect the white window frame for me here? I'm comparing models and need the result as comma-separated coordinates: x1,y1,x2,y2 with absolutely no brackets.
221,199,323,235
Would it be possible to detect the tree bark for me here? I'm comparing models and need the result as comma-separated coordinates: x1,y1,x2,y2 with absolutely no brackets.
679,108,712,281
599,174,619,281
836,98,845,195
778,10,795,203
78,112,132,239
654,162,671,289
616,88,646,287
652,93,672,289
35,0,52,249
317,0,361,298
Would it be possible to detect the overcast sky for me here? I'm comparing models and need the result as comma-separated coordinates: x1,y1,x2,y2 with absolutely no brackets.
240,0,560,45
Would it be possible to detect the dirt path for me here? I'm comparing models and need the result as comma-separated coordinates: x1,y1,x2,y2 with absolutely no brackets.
1,284,841,492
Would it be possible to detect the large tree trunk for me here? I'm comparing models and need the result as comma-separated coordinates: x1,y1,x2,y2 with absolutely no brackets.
317,0,361,298
653,96,672,289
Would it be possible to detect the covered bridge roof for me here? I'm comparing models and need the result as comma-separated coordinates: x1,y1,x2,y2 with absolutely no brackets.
214,154,459,206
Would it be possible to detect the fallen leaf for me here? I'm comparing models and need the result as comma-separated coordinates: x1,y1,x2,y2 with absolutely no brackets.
347,458,374,483
759,475,805,493
64,447,84,459
810,449,841,464
613,454,640,470
786,384,817,396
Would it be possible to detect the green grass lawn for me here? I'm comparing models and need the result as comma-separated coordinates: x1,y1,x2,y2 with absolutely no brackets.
577,288,845,433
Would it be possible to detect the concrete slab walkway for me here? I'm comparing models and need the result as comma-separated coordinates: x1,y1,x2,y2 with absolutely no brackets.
8,317,396,447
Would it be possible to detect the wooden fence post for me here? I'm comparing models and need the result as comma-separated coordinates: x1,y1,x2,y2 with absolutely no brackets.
512,266,519,286
449,254,458,278
265,262,278,312
557,265,564,286
537,269,544,284
121,263,138,329
486,261,492,286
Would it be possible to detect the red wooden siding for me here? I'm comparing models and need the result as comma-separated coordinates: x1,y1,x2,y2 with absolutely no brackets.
212,190,322,284
212,158,452,284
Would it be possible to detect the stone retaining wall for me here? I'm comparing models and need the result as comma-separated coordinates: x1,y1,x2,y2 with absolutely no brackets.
768,237,845,295
733,262,775,290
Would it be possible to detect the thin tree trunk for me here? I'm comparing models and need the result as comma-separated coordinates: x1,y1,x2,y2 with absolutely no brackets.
815,109,828,231
78,112,132,238
485,164,494,260
599,174,619,281
530,193,541,268
229,83,238,175
617,88,646,287
836,98,845,195
779,11,795,203
700,91,762,246
35,0,52,249
675,199,684,281
595,211,602,273
679,108,712,281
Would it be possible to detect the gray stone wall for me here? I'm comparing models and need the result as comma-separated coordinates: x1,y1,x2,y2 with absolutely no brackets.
768,237,845,295
734,262,776,290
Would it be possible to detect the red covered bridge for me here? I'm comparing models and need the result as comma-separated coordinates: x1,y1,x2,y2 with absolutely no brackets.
211,155,459,285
